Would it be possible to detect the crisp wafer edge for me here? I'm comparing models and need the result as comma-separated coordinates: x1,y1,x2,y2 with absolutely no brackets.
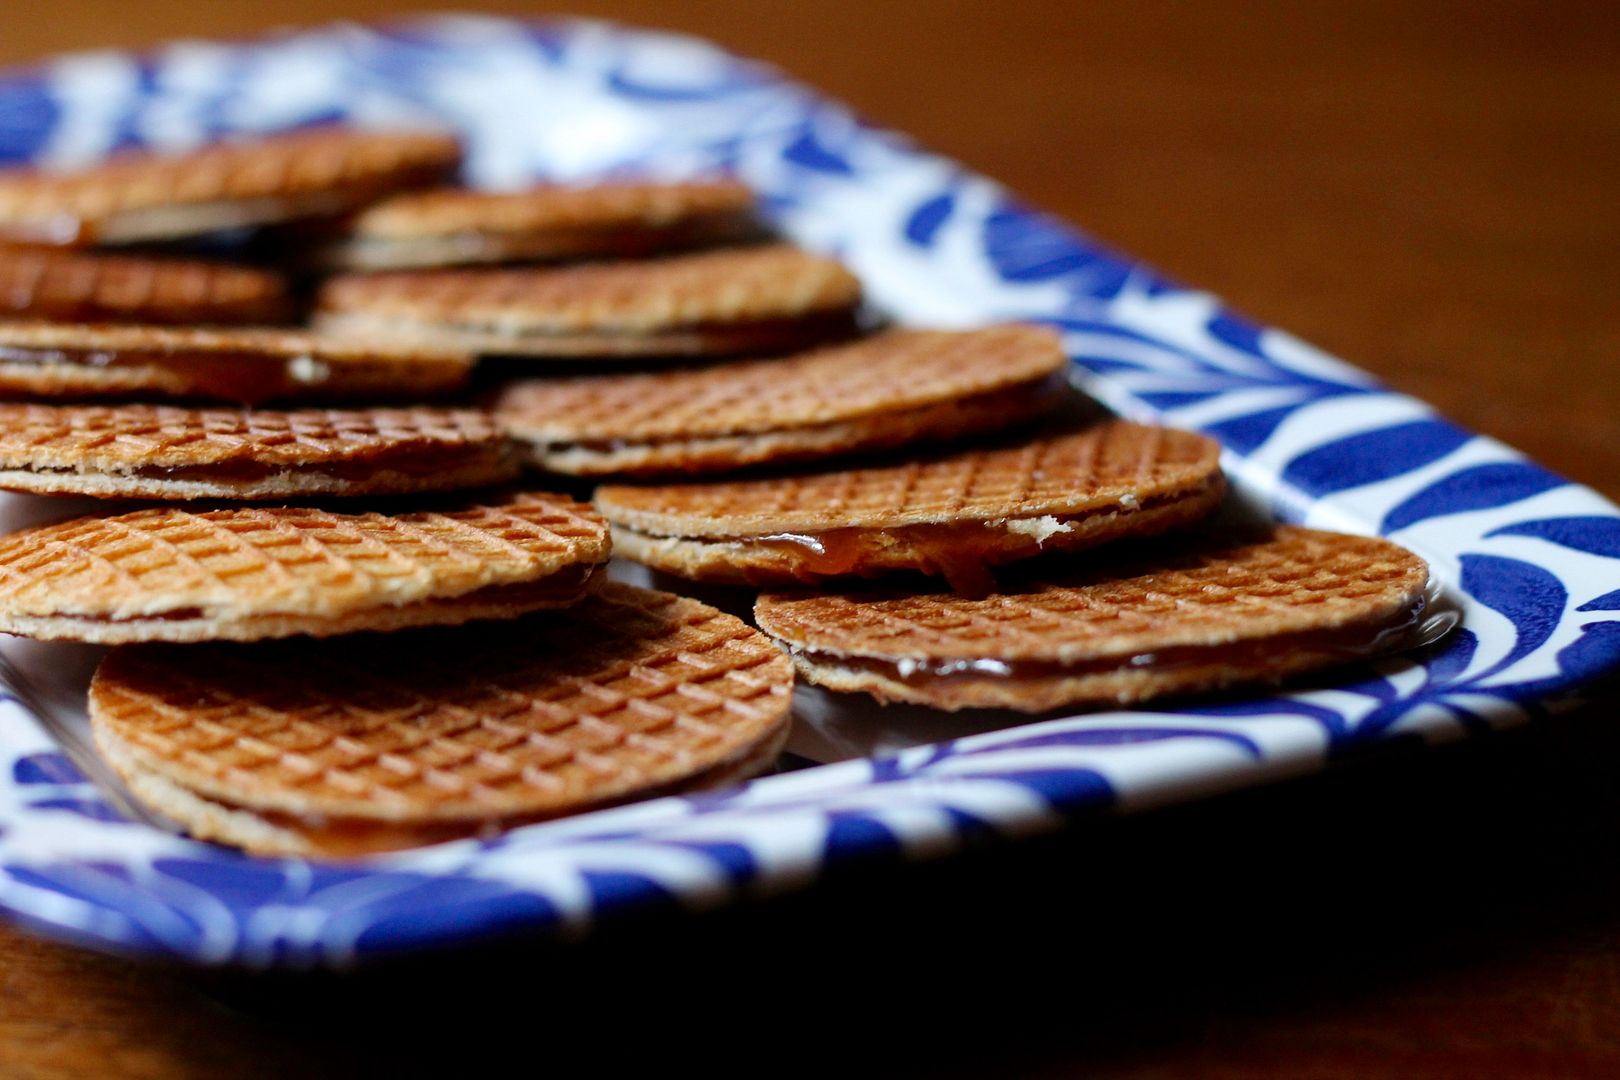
604,475,1227,584
522,380,1058,477
0,562,606,644
90,650,790,858
0,447,518,501
781,606,1424,713
315,212,770,271
0,353,471,404
97,720,788,859
313,310,861,359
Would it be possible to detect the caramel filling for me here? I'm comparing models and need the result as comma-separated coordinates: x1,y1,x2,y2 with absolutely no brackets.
745,506,1178,596
342,211,769,264
797,597,1430,688
462,307,863,348
0,164,461,247
629,487,1208,596
754,524,1012,596
0,292,288,326
15,443,507,486
0,344,331,404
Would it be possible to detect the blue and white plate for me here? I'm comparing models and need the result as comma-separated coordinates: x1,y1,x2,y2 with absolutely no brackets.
0,16,1616,968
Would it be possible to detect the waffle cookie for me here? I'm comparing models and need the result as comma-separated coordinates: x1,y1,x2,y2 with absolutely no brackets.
755,526,1431,712
312,178,766,270
0,403,516,499
0,491,609,644
88,583,793,856
0,248,292,324
596,422,1225,593
496,325,1067,477
0,126,461,246
314,243,863,358
0,322,472,404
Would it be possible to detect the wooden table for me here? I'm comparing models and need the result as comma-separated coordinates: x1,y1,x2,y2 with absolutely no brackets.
1,3,1617,1076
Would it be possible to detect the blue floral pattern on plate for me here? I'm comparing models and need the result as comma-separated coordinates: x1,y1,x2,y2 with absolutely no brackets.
0,16,1615,967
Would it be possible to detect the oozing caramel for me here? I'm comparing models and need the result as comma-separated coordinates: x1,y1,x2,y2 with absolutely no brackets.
753,524,1010,596
798,596,1431,688
624,486,1210,596
0,344,326,404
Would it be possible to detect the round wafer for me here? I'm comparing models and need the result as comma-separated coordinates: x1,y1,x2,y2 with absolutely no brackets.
596,422,1225,591
312,178,766,270
0,321,472,403
0,247,292,324
88,583,794,857
496,324,1068,477
0,126,461,246
0,403,516,499
313,243,863,358
0,491,609,644
755,526,1431,712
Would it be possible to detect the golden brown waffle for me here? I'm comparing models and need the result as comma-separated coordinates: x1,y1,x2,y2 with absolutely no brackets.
755,526,1431,712
89,583,794,856
0,127,462,245
314,179,766,270
0,491,609,644
313,243,863,357
0,247,292,324
0,403,516,499
596,422,1225,590
495,324,1068,476
0,321,473,404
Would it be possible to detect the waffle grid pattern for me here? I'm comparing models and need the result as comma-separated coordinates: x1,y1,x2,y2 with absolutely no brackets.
318,243,860,331
0,15,1613,966
91,585,792,819
0,322,468,364
0,404,504,470
597,422,1221,533
0,249,291,324
350,179,756,238
498,325,1065,440
0,128,461,226
0,495,608,620
756,527,1430,662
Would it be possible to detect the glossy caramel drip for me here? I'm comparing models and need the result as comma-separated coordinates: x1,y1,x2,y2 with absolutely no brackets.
752,521,1062,597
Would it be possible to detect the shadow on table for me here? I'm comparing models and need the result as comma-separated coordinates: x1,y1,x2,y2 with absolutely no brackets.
174,692,1620,1077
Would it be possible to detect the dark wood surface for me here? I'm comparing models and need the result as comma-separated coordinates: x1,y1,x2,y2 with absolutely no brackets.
2,3,1618,1077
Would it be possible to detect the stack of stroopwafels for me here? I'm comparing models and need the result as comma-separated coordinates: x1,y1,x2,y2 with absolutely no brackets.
0,128,808,857
0,124,1433,858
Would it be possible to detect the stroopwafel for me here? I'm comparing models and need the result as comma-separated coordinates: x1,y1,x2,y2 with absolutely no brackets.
0,322,472,403
0,403,516,499
755,526,1431,711
314,243,863,358
496,324,1068,477
0,247,292,324
0,126,461,245
88,583,793,856
596,422,1225,593
0,490,609,643
311,178,766,270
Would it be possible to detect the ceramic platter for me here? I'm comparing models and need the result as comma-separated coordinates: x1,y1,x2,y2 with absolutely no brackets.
0,16,1616,967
